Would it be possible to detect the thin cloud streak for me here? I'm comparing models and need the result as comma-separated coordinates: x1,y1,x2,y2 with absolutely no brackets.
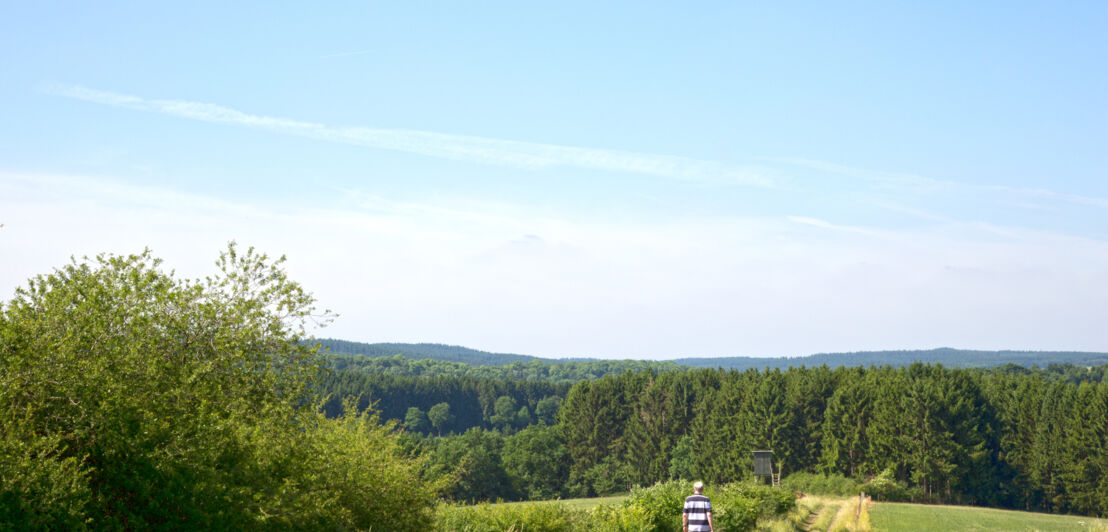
777,157,1108,210
46,84,774,187
319,49,376,58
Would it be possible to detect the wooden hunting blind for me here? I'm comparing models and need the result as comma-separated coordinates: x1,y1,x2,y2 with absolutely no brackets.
752,450,780,486
753,450,773,476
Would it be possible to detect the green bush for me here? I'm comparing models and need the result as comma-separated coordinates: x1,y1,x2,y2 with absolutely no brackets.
581,456,636,496
615,480,798,532
623,479,689,532
589,503,652,532
435,501,581,532
0,246,442,530
782,472,863,497
732,482,796,516
709,491,759,532
704,481,797,532
861,467,910,501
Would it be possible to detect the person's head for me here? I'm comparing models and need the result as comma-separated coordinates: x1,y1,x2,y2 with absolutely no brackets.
693,481,704,493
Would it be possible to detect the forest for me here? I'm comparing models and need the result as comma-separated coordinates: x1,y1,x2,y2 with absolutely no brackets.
318,357,1108,516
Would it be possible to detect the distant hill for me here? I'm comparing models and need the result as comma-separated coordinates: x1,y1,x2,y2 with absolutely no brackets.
316,339,540,366
315,339,1108,370
674,347,1108,370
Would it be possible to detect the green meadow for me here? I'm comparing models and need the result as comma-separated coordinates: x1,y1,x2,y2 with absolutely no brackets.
870,502,1108,532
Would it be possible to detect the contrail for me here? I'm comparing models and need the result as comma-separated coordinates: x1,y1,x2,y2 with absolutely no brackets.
46,84,774,187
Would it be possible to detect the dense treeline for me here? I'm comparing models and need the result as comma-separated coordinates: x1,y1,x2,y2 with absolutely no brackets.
677,348,1108,371
318,339,539,365
329,353,681,383
317,370,570,435
313,354,1108,517
556,364,1108,516
361,362,1108,518
319,338,1108,371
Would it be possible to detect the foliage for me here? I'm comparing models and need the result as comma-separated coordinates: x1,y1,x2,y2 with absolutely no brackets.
316,370,569,435
622,479,689,532
434,501,582,532
502,424,570,500
240,401,441,530
605,480,797,532
706,482,795,531
783,472,864,497
0,427,90,530
676,348,1108,372
328,351,684,383
862,467,910,501
428,402,454,435
588,503,652,532
0,245,438,530
430,428,520,503
322,339,539,365
668,435,695,480
405,406,430,433
310,329,1108,517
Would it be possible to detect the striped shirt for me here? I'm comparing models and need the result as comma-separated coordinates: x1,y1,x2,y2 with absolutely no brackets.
683,493,712,532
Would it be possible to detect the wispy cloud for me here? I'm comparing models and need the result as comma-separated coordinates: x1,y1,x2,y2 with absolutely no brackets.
776,157,1108,210
45,84,774,187
319,49,376,58
786,215,887,237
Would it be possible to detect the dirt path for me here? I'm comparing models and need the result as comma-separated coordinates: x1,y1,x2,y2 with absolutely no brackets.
822,500,854,532
803,506,822,531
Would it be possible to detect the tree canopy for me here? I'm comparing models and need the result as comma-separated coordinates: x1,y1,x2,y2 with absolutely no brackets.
0,245,439,530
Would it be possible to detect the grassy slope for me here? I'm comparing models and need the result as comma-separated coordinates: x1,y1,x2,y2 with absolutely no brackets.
870,502,1108,532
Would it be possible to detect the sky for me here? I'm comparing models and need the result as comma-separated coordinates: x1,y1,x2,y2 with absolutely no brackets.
1,2,1106,359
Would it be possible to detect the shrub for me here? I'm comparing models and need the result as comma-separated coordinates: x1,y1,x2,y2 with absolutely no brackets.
861,467,910,501
435,501,580,532
617,480,798,532
589,503,652,532
782,472,863,497
704,481,797,532
0,246,441,529
709,492,759,532
623,479,689,532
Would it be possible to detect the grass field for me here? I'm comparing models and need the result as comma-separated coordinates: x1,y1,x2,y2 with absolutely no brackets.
870,502,1108,532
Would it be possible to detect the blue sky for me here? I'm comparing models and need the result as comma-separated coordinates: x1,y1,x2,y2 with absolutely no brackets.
1,2,1105,358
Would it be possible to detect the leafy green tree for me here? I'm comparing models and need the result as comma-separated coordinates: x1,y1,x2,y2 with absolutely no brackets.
0,245,439,529
502,424,570,500
431,428,519,502
535,395,562,425
668,434,695,480
405,406,430,433
429,402,454,436
515,405,532,429
491,395,519,430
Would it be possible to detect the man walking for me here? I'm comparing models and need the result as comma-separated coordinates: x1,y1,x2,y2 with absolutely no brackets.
683,481,714,532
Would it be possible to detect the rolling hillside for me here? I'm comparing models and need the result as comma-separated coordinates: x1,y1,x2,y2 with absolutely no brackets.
317,339,1108,369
